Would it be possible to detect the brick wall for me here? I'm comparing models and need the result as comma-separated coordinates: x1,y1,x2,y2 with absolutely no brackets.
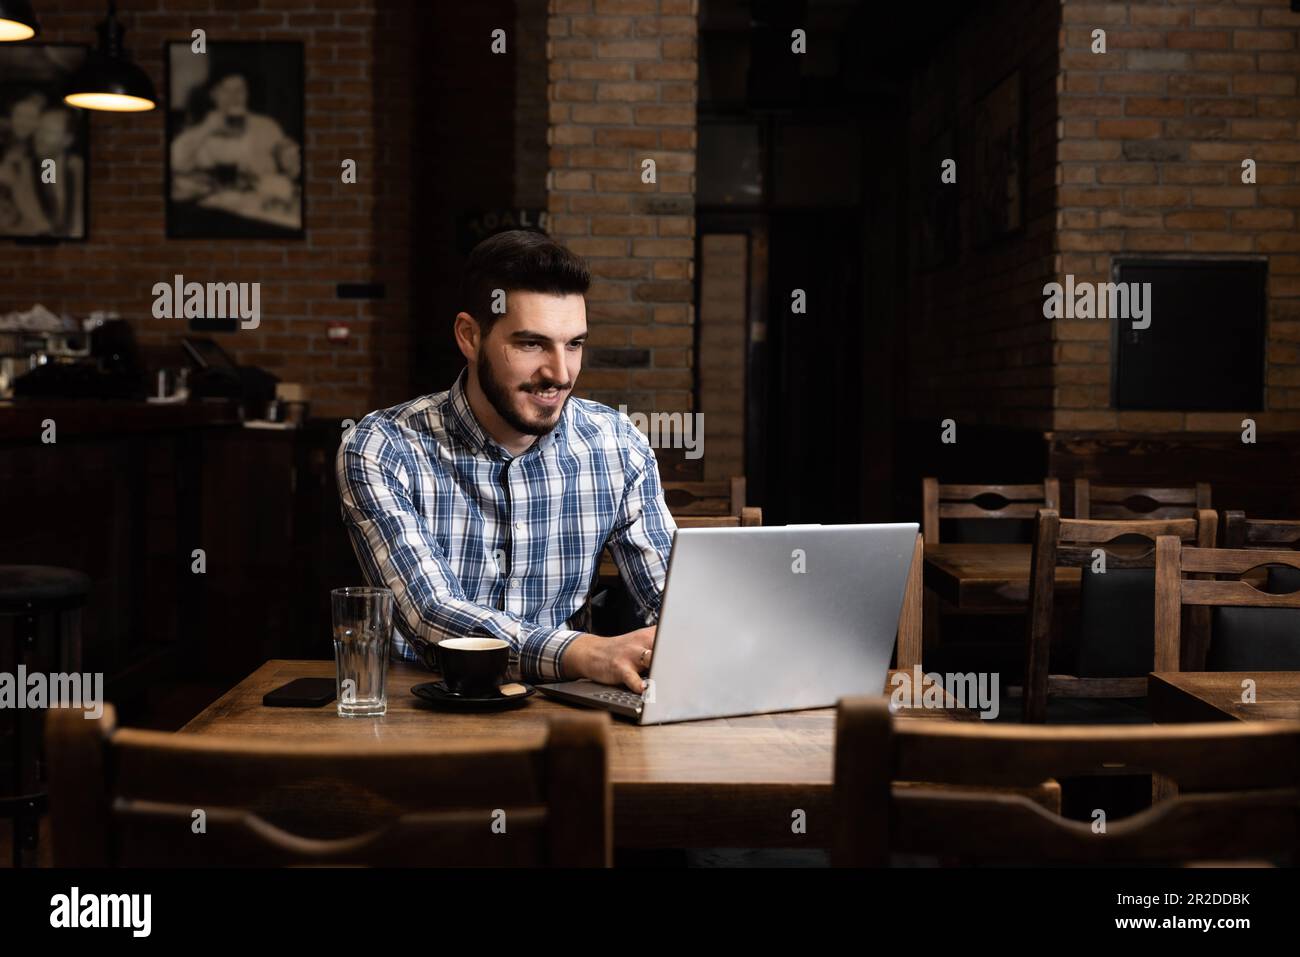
545,0,698,417
0,0,413,420
905,0,1062,431
1055,0,1300,431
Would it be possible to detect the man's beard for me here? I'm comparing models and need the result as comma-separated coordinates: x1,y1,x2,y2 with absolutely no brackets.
477,350,568,437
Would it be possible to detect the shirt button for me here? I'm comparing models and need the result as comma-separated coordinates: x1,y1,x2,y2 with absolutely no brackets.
514,522,523,531
510,579,520,589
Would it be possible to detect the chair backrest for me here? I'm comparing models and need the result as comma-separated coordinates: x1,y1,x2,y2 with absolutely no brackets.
661,476,746,518
832,695,1300,866
1223,511,1300,551
921,477,1060,544
674,506,762,528
1074,479,1211,520
1155,538,1300,672
46,705,611,867
895,533,924,671
1023,509,1215,723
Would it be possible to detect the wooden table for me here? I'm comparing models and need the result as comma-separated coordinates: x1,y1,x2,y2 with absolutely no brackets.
1148,671,1300,723
924,542,1081,609
181,659,977,849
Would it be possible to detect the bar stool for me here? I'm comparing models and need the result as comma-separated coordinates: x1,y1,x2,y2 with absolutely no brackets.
0,565,90,868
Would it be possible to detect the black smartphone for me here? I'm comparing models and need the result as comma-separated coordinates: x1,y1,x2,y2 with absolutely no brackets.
263,677,337,708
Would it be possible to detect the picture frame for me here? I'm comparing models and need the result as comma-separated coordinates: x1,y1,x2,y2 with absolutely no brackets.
165,40,305,239
0,43,90,242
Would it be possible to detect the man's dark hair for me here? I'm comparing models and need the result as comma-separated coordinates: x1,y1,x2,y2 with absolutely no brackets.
459,230,591,338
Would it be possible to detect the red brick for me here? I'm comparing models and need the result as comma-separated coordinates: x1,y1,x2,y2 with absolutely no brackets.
1232,119,1297,139
596,81,659,102
1189,98,1254,117
1124,187,1189,206
1102,74,1165,93
1164,210,1228,230
1097,164,1157,184
596,39,660,59
1167,31,1229,50
1193,8,1258,28
1234,74,1297,95
1234,31,1295,51
1169,74,1231,95
1233,209,1294,229
569,60,635,80
1096,119,1162,138
1131,7,1190,28
1190,187,1256,207
594,127,659,148
1125,97,1184,117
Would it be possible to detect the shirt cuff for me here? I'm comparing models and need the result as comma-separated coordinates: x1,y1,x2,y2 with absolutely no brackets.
518,624,585,682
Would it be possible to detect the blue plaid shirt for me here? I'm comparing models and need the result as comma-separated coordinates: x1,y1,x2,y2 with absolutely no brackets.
336,367,676,682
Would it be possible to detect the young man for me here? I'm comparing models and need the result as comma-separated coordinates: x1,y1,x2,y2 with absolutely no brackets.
337,230,675,693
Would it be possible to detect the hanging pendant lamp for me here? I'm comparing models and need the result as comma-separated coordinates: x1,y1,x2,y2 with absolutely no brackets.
63,0,156,112
0,0,39,41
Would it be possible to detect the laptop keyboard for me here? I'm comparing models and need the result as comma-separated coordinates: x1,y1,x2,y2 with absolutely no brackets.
589,689,644,709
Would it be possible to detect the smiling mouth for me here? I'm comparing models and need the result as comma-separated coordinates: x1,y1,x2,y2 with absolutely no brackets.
525,386,566,407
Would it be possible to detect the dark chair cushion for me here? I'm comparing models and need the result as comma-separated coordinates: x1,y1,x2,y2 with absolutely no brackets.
1208,564,1300,670
1075,567,1155,678
0,565,91,613
946,518,1033,545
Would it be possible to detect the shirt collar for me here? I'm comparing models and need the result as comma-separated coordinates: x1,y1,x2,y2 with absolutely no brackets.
446,366,566,460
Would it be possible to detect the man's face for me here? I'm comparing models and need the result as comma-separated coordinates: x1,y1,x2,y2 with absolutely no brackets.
10,96,42,139
33,110,71,156
474,291,586,437
212,75,249,115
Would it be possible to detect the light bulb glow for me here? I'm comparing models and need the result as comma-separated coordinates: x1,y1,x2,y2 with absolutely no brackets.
64,92,156,112
0,18,36,41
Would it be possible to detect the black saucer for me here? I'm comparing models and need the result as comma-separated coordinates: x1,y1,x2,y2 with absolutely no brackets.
411,680,535,711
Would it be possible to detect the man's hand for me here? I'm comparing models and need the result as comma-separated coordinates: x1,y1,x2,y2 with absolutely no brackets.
561,626,657,693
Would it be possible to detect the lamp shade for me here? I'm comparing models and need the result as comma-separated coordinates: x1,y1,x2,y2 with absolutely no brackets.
62,2,156,112
64,51,156,111
0,0,40,41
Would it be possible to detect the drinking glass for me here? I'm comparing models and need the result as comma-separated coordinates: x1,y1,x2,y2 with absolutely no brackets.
330,587,393,717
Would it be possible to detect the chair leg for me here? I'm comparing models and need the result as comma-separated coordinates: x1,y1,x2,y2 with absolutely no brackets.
922,588,940,666
1151,773,1178,805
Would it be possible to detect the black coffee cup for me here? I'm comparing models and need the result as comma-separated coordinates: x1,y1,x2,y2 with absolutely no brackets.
436,637,510,696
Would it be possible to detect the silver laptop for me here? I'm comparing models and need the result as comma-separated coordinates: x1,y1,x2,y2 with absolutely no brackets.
536,523,918,725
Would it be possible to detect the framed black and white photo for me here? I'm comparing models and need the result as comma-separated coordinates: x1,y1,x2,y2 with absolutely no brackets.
165,41,304,239
0,44,90,241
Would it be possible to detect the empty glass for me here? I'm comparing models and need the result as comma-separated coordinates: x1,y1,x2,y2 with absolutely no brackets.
331,587,393,717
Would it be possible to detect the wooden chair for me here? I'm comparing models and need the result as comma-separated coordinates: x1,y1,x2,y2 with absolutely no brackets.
1223,511,1300,550
661,476,747,518
675,507,762,528
920,479,1061,667
46,705,611,867
1022,509,1217,724
832,696,1300,866
892,533,923,670
921,477,1060,544
1154,537,1300,673
1074,479,1211,520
